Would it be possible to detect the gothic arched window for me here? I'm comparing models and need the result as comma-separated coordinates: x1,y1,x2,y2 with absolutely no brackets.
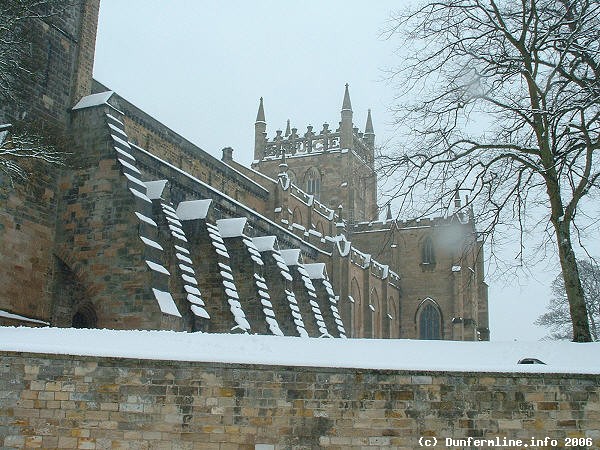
422,236,435,264
418,302,441,340
305,167,321,200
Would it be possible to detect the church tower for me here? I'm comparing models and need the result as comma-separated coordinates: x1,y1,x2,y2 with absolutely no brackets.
251,85,378,223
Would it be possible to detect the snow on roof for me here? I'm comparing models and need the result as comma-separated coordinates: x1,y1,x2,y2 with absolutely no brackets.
175,245,189,255
184,285,200,296
144,180,168,200
252,236,277,252
0,310,49,326
219,161,270,195
177,253,193,265
105,113,123,125
72,91,114,110
216,217,247,238
334,235,351,257
181,274,197,285
112,134,131,150
129,143,328,257
208,232,224,244
169,224,185,235
151,288,181,317
140,236,163,251
145,260,170,275
120,159,141,175
191,305,210,319
179,263,195,275
176,199,212,221
165,216,182,227
124,172,146,189
173,232,188,243
135,211,157,227
108,122,127,138
279,249,301,266
245,163,278,183
303,263,327,280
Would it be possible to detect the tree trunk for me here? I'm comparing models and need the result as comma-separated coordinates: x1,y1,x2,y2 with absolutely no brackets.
554,220,592,342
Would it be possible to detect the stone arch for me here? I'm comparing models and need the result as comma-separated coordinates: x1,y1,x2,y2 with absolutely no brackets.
304,167,321,200
350,277,361,337
415,298,442,340
50,255,96,328
72,302,98,329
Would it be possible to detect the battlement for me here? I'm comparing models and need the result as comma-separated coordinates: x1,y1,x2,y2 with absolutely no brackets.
351,211,472,234
254,85,375,167
259,122,373,166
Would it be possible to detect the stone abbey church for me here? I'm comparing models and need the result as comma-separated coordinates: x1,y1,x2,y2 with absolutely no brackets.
0,0,489,341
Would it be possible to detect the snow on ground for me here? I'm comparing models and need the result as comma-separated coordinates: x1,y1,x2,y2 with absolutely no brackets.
1,327,599,374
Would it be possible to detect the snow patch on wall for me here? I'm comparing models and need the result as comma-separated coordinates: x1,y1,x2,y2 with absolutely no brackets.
176,199,212,221
217,217,247,238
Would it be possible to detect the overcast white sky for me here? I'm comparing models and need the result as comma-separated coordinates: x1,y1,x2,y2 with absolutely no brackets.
93,1,591,342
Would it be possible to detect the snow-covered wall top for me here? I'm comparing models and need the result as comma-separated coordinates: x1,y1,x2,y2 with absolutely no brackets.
1,327,598,374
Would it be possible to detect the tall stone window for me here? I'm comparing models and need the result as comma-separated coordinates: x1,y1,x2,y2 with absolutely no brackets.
418,301,442,340
305,167,321,200
421,236,435,264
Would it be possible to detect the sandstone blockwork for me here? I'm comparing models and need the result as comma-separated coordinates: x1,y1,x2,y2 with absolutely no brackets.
1,352,599,449
0,0,488,341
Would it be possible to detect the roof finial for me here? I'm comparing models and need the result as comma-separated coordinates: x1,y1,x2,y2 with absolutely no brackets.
279,146,288,172
256,97,265,123
365,109,374,134
454,185,462,209
285,119,291,137
342,83,352,112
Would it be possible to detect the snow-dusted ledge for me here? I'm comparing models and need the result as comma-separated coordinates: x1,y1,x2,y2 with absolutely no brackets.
1,327,598,374
0,311,49,326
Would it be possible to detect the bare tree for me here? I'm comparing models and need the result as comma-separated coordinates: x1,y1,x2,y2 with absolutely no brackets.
380,0,599,341
0,0,72,184
535,259,599,341
0,124,63,185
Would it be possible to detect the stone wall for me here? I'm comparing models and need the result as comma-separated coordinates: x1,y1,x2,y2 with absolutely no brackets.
1,351,598,449
0,162,57,323
90,83,268,215
350,218,489,341
2,0,99,127
252,150,377,224
0,0,100,325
